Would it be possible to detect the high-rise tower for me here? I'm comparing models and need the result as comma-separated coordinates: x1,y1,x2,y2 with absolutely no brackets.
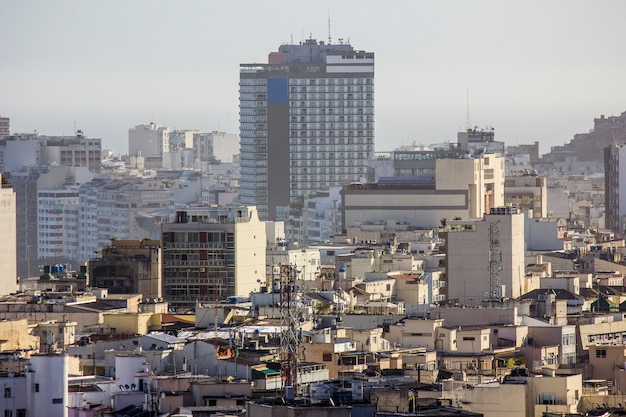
239,38,375,221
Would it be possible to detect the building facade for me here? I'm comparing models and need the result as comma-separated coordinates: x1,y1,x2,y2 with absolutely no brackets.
239,38,374,221
128,123,170,158
605,143,626,237
443,207,525,305
341,153,505,232
89,239,162,300
161,206,266,310
504,174,548,218
0,173,17,294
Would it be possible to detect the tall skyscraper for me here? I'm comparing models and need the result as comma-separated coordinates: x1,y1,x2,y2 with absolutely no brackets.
239,38,375,221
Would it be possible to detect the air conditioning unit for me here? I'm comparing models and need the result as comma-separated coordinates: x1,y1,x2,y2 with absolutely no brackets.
200,268,205,272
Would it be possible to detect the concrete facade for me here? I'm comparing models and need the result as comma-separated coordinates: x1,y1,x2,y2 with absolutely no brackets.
444,208,525,304
240,38,374,221
161,206,266,310
0,173,17,294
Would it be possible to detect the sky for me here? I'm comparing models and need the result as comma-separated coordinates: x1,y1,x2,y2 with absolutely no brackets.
2,0,626,156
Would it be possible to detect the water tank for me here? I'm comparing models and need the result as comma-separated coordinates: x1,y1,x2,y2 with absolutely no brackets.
338,268,347,280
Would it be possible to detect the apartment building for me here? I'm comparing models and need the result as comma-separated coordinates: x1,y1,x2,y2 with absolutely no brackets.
161,206,266,310
443,207,525,304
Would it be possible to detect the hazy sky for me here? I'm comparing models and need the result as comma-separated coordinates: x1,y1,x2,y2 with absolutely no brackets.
2,1,626,155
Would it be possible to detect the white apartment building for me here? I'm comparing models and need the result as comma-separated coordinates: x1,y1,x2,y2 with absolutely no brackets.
128,122,170,157
77,178,171,263
0,354,69,417
444,207,525,305
193,131,239,166
0,173,17,294
239,38,374,221
37,187,80,263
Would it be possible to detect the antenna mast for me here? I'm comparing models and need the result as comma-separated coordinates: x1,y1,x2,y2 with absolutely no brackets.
466,88,470,130
328,11,332,44
279,264,301,399
488,220,502,301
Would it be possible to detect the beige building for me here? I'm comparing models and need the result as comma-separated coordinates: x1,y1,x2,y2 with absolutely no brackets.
128,122,169,157
0,173,16,295
162,206,267,310
504,175,548,218
89,239,162,300
341,153,504,232
0,318,39,352
460,373,582,417
443,207,525,304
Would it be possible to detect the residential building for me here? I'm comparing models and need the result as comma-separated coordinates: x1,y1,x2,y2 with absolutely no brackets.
89,239,162,299
443,207,525,304
161,206,266,310
0,354,69,417
193,131,239,165
0,131,101,173
78,177,171,262
0,172,17,294
239,38,374,221
504,174,547,218
0,116,9,137
37,186,80,263
128,122,170,158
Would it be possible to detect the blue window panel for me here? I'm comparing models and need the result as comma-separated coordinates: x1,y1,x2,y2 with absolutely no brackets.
267,78,288,104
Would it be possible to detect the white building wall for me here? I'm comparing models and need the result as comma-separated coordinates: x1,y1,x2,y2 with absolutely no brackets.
128,123,169,158
0,175,17,294
233,207,267,297
28,355,69,417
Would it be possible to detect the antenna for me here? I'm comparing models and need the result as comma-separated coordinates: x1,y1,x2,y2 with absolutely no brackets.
328,11,332,44
466,88,471,130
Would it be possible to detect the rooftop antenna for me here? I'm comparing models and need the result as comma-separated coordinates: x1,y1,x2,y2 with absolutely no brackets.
466,88,471,130
328,11,332,44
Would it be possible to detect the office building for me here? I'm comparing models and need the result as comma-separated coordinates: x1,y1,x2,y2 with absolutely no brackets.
161,206,266,310
0,173,17,294
239,38,374,221
605,143,626,237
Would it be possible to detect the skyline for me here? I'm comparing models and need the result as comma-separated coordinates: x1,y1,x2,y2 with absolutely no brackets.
2,0,626,155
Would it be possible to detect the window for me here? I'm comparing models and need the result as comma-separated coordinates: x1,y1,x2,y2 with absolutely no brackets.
35,383,39,392
322,353,333,362
52,398,63,404
596,349,607,358
462,337,476,341
5,410,12,417
16,410,25,417
207,399,217,406
4,387,10,398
